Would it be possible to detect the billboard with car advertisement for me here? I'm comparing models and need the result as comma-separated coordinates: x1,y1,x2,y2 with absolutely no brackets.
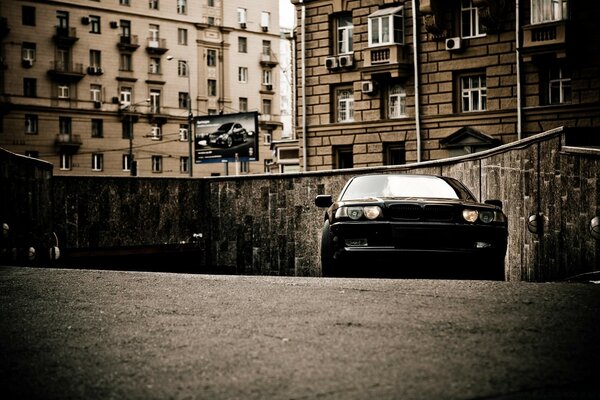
194,112,259,164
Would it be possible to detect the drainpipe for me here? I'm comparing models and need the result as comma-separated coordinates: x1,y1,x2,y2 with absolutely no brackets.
412,0,422,162
300,0,307,171
516,0,522,140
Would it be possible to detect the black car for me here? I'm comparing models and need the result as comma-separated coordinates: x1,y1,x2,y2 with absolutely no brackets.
315,174,508,279
199,122,248,148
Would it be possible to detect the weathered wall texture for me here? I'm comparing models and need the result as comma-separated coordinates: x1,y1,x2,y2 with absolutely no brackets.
2,127,599,281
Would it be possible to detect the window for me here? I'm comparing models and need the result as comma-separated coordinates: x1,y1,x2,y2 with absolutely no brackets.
92,154,103,171
149,57,161,74
177,0,187,14
22,42,36,61
58,84,70,99
239,97,248,112
120,53,132,71
22,6,36,26
90,85,102,102
59,117,71,134
150,89,161,113
149,0,159,10
123,154,133,172
384,142,405,165
547,65,571,104
262,40,271,56
25,115,38,134
334,146,353,169
238,37,247,53
264,129,272,145
57,47,69,71
238,67,248,83
120,87,132,106
336,87,354,122
368,6,404,46
122,120,133,139
261,11,270,30
60,154,72,170
461,0,486,38
180,157,189,173
152,155,163,173
208,80,217,96
262,69,272,85
461,74,487,112
262,99,272,115
531,0,568,24
24,78,37,97
208,0,215,6
56,11,69,30
120,20,131,39
388,84,406,118
207,49,217,66
178,28,188,45
178,60,188,76
149,24,159,41
151,124,162,140
336,14,353,54
91,119,103,138
179,124,189,141
89,50,101,67
237,8,247,24
90,15,101,33
179,92,189,109
208,17,215,26
120,0,130,6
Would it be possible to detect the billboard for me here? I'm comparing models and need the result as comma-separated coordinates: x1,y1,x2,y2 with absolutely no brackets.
194,112,259,164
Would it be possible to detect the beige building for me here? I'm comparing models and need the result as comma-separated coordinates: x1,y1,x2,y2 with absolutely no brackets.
291,0,600,171
0,0,291,177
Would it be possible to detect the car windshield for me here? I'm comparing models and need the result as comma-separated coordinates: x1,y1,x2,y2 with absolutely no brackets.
340,175,462,200
218,123,234,131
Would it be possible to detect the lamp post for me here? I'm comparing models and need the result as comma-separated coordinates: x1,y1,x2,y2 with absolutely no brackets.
167,55,193,177
120,99,149,176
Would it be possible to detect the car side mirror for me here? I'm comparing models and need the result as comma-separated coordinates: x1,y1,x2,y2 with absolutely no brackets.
315,195,333,208
485,199,503,209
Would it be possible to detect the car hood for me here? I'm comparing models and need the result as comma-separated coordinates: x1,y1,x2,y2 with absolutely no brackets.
337,197,497,209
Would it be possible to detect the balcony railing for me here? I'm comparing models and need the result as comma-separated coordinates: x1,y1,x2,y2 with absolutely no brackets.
117,35,140,51
53,26,78,45
146,38,168,54
54,134,82,153
522,20,567,60
48,61,85,82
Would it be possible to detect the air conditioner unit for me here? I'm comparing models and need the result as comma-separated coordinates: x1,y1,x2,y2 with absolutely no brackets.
151,127,162,140
110,21,118,29
94,101,102,109
240,22,247,29
112,97,120,104
265,84,273,91
445,37,462,51
338,54,354,68
262,26,269,32
81,17,90,25
325,56,338,69
22,59,33,68
361,81,374,94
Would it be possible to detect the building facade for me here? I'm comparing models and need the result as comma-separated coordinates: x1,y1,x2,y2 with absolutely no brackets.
0,0,293,177
291,0,600,171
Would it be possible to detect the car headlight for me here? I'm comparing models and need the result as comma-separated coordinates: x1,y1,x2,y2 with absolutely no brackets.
462,209,506,224
336,206,382,220
463,209,479,223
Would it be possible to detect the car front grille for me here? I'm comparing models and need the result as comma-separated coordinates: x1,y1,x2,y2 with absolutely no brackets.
388,203,455,222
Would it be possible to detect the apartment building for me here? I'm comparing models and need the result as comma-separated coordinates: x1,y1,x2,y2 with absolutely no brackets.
291,0,600,171
0,0,291,177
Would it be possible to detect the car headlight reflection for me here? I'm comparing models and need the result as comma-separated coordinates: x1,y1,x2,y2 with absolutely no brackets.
336,206,382,220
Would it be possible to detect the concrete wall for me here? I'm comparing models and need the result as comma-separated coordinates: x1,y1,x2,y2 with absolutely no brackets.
2,126,599,281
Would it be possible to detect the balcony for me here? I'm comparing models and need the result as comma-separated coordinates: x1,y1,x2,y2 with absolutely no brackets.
54,133,82,154
361,45,411,78
522,20,568,61
117,35,140,51
145,38,168,55
259,53,278,67
53,26,79,46
47,61,85,83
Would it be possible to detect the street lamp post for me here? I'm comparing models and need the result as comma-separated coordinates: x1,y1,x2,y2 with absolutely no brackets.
121,99,149,176
168,55,193,177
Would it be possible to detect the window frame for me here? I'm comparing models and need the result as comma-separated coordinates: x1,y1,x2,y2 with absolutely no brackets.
92,153,104,171
336,14,354,55
368,6,404,47
238,67,248,83
25,114,38,134
90,15,101,33
388,83,407,119
461,0,486,39
460,73,487,113
335,86,354,123
152,155,163,173
91,119,103,138
531,0,568,24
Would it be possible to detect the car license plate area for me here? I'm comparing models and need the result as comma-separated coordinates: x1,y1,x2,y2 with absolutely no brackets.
392,227,467,250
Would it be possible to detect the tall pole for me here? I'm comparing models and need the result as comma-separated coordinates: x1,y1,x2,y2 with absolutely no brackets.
129,114,134,176
187,65,193,177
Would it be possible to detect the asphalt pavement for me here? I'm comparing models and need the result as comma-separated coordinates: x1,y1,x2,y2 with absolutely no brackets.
1,266,600,400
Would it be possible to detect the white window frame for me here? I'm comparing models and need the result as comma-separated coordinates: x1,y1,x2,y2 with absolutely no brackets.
90,84,102,102
180,157,189,173
22,44,36,61
461,0,486,38
262,69,272,85
60,153,72,170
461,74,487,112
207,49,217,67
531,0,568,24
548,66,571,104
336,88,354,122
389,84,406,119
151,125,162,140
123,154,133,172
237,8,247,24
179,124,189,141
58,84,70,99
239,67,248,83
149,89,161,113
337,14,353,55
368,6,404,47
178,28,188,45
149,0,159,10
177,0,186,14
90,50,101,67
149,57,161,74
178,60,189,77
152,155,163,173
92,153,103,172
120,87,132,106
261,11,270,30
25,115,38,134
